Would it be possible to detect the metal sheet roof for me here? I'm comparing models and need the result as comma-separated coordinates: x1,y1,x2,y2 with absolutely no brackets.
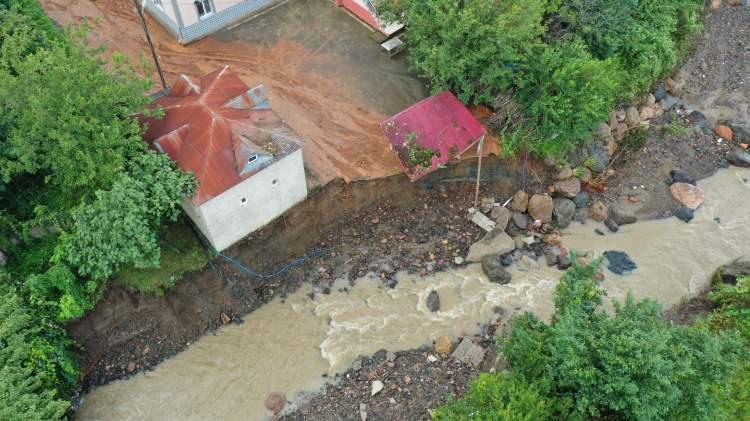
381,91,486,181
141,66,303,206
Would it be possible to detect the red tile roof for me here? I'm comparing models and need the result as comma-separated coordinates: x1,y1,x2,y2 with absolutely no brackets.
381,91,486,181
141,67,303,206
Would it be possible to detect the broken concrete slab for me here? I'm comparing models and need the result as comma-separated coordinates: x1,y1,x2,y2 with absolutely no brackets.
466,229,515,263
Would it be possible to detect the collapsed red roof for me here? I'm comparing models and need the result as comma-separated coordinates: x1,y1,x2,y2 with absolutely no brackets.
141,66,303,206
381,91,486,181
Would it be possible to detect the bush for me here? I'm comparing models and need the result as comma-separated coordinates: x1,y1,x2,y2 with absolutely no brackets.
0,279,74,421
432,372,555,420
116,220,207,296
436,261,742,420
502,261,740,420
513,37,620,156
556,0,704,97
703,276,750,419
57,151,196,281
377,0,548,104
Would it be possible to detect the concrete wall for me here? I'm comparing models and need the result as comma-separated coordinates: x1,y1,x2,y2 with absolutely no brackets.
183,150,308,251
146,0,283,44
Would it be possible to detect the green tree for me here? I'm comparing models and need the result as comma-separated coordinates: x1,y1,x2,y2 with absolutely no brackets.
0,280,72,421
56,151,196,282
0,21,151,207
377,0,549,104
513,37,620,156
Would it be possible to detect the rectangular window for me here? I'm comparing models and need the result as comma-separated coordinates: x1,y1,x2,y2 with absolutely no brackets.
195,0,213,20
153,0,163,9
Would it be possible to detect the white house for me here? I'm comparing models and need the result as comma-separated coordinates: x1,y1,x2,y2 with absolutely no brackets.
141,0,402,44
142,0,282,44
141,66,307,251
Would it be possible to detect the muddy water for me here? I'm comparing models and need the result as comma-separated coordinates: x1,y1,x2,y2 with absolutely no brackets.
76,167,750,421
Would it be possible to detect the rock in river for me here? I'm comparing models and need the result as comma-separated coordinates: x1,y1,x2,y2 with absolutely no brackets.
670,169,696,186
264,392,286,415
481,254,512,284
466,229,515,263
435,336,454,354
727,146,750,168
670,182,704,209
603,251,637,275
426,291,440,312
716,259,750,285
674,206,695,223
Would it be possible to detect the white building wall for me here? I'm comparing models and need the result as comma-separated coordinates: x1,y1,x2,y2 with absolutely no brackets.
177,0,246,27
182,150,307,251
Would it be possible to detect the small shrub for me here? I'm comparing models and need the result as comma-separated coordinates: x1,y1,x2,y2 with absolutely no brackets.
402,132,438,170
117,221,207,296
432,372,556,421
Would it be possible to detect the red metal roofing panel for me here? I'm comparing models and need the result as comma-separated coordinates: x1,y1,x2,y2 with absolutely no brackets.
381,91,486,181
140,66,303,206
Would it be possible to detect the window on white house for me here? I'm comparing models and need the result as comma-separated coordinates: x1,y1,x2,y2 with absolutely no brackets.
272,179,279,186
240,197,248,206
248,154,258,164
153,0,163,9
194,0,213,20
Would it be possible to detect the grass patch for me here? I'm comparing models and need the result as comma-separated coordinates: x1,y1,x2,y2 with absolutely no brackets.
116,220,207,296
660,114,695,137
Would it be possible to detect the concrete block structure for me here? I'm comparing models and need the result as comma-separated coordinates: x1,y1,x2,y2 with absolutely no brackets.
142,0,283,44
141,66,307,251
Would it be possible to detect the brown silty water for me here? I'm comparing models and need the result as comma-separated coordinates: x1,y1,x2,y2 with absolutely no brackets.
76,167,750,420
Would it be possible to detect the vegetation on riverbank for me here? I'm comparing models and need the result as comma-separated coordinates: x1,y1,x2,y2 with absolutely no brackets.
433,263,749,420
378,0,704,157
0,1,198,417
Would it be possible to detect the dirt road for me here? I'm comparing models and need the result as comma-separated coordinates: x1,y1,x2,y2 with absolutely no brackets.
40,0,428,185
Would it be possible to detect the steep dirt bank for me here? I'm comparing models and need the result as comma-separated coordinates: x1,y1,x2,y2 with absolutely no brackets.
68,156,541,390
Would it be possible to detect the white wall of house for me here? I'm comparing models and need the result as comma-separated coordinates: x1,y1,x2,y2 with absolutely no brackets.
182,149,307,251
176,0,246,27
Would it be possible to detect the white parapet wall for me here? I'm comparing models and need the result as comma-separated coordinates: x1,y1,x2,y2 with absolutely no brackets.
182,149,307,251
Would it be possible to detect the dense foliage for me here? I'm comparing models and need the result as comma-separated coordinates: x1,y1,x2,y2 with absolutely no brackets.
378,0,705,157
435,262,742,420
703,275,750,419
0,278,73,421
0,1,196,418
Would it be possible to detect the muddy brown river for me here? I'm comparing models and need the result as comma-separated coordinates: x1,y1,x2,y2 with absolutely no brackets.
76,167,750,420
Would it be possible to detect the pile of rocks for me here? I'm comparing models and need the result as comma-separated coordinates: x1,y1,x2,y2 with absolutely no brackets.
467,186,625,281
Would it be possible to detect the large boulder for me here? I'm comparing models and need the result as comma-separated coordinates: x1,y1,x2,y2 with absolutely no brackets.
510,190,529,212
481,254,512,285
553,177,581,198
466,229,515,263
553,198,576,228
603,251,637,275
728,120,750,142
528,194,554,223
426,290,440,312
727,147,750,168
490,206,511,231
670,182,705,210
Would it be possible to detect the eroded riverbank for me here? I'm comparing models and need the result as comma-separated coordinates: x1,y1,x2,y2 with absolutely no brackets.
76,166,750,420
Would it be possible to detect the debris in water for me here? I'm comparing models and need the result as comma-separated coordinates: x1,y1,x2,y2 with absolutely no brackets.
426,290,440,312
264,392,286,415
603,251,637,275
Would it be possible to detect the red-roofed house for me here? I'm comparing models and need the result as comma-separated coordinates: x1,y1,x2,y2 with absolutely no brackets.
141,66,307,251
381,91,486,182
